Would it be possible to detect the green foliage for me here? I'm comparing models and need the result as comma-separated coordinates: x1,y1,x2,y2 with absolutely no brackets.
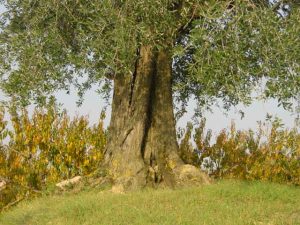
180,117,300,185
0,0,188,105
174,1,300,112
178,122,199,165
0,103,106,210
0,1,299,113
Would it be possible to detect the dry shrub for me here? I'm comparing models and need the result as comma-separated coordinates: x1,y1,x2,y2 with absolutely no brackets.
0,103,106,210
179,117,300,185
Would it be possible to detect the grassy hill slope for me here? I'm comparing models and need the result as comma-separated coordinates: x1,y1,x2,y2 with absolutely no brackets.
0,180,299,225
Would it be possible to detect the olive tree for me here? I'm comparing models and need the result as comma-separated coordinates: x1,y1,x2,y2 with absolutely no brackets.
0,0,299,190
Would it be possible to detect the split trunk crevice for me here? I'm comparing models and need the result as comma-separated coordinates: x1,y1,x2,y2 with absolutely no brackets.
104,46,210,190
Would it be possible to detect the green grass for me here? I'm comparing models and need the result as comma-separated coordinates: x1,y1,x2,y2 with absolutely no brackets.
0,180,299,225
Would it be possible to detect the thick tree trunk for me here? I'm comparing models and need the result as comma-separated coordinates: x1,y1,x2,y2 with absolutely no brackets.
104,46,209,191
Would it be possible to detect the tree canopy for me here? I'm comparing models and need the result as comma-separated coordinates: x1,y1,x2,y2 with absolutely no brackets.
0,0,299,112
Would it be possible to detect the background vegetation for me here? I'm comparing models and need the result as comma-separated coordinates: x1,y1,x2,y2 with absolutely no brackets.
0,102,106,210
179,117,300,185
0,103,300,211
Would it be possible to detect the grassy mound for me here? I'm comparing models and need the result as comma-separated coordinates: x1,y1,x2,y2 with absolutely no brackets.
0,180,299,225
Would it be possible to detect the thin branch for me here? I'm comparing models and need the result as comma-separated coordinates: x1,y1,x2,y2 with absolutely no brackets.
2,197,25,211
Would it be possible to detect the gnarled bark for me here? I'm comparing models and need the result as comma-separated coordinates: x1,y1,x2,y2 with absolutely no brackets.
104,46,210,190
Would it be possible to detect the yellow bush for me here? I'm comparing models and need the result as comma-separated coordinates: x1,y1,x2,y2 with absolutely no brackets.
182,117,300,185
0,103,106,210
2,105,299,210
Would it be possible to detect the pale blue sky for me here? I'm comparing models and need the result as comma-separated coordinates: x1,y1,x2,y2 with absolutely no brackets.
0,4,298,137
48,85,298,136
